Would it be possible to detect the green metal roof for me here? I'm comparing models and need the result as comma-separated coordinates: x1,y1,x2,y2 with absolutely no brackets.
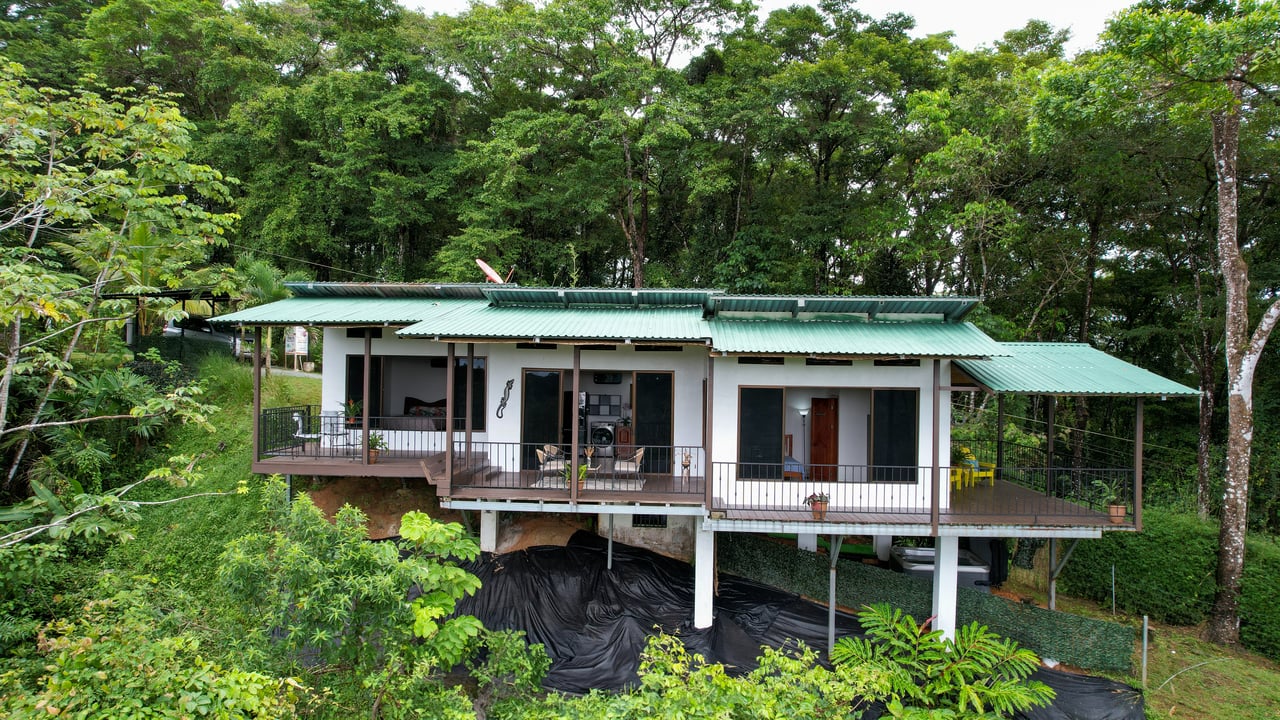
713,295,979,321
212,297,488,326
483,286,718,309
708,320,1005,358
286,282,491,299
955,343,1199,397
399,305,711,343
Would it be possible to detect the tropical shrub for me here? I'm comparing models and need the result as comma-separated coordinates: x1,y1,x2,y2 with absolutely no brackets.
218,479,505,716
518,633,887,719
831,604,1054,719
0,589,300,719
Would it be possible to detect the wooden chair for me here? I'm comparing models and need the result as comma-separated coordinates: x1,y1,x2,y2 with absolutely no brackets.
613,447,644,481
536,447,566,478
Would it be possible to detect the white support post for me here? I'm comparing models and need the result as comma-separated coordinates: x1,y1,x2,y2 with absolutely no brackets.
874,535,893,562
479,510,498,553
931,536,959,640
797,533,818,552
694,525,716,628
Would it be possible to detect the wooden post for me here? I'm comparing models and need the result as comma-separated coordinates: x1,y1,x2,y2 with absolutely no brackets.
1045,396,1056,496
446,343,455,482
931,359,941,535
362,330,372,464
705,355,714,510
995,394,1005,480
1135,397,1145,531
465,343,475,465
571,346,581,504
252,327,262,461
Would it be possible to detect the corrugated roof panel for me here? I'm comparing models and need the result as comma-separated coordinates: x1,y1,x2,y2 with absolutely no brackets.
399,305,710,342
713,295,980,320
212,298,486,326
482,286,717,308
955,343,1199,396
286,282,491,299
708,320,1005,358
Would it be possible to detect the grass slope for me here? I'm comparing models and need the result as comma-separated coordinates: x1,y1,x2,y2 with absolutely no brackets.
79,358,320,646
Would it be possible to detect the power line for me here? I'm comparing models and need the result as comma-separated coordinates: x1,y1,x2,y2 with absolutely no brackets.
225,242,383,281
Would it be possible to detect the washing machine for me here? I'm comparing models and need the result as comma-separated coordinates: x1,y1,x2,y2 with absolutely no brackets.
590,421,616,457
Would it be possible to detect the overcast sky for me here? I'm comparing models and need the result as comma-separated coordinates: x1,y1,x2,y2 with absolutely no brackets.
409,0,1136,56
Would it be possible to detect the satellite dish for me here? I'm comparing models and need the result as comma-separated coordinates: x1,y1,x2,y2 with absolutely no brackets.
476,258,504,284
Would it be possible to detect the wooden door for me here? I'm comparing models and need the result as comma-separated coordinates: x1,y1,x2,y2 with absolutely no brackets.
810,397,838,481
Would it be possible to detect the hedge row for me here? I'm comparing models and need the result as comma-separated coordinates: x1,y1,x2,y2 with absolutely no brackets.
1060,508,1280,660
718,534,1134,671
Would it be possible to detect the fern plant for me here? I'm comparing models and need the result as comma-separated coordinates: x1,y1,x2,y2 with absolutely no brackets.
831,604,1055,719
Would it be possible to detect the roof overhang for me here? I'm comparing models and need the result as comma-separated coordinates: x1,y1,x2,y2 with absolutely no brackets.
954,343,1199,397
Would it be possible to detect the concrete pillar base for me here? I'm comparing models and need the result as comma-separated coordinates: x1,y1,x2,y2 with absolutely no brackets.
931,536,959,640
694,525,716,628
479,510,498,553
797,533,818,552
873,535,892,562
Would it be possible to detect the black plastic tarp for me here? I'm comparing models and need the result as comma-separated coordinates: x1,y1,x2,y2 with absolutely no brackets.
456,531,1142,720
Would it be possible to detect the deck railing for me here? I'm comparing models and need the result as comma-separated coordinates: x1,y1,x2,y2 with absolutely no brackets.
258,405,449,460
711,461,1135,525
449,441,705,497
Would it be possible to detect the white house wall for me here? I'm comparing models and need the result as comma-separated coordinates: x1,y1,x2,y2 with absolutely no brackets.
483,344,710,474
711,358,951,512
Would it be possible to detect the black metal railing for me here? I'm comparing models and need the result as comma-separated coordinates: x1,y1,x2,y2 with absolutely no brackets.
257,405,450,461
710,461,1136,526
448,441,705,497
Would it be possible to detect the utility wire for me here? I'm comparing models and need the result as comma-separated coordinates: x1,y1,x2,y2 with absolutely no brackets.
225,242,383,281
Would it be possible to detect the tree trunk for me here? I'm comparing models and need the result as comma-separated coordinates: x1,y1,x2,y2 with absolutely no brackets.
1205,83,1250,645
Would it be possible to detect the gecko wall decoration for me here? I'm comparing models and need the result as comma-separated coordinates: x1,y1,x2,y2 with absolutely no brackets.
496,378,514,418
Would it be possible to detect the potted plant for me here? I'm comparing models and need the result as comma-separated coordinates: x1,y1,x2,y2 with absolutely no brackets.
563,462,592,490
1092,478,1126,524
367,432,388,463
804,491,830,520
341,399,363,426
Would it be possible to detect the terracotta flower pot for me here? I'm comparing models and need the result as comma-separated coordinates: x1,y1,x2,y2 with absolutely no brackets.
810,501,828,520
1108,504,1126,524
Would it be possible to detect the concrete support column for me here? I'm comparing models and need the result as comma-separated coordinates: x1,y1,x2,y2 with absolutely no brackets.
479,510,498,553
797,533,818,552
931,536,959,640
874,535,893,562
693,525,716,629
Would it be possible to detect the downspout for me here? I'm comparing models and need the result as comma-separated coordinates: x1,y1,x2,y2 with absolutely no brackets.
362,330,372,464
1134,397,1144,531
252,327,262,461
446,343,455,481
